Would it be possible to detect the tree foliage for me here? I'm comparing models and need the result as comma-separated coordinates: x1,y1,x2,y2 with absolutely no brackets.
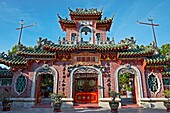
159,44,170,55
159,43,170,71
8,45,18,55
119,73,132,91
8,44,34,55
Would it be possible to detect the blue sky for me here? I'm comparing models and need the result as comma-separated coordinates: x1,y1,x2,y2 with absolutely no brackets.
0,0,170,53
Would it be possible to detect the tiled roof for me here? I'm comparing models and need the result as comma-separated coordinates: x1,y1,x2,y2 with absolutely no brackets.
0,52,27,66
43,43,129,52
57,14,76,31
118,48,155,58
96,17,113,24
69,8,102,15
59,18,75,24
17,44,55,58
96,17,113,31
145,55,170,65
0,67,12,78
162,71,170,76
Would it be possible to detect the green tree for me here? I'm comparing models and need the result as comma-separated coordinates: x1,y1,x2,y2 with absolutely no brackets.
8,44,34,55
159,44,170,71
119,73,132,92
159,44,170,55
8,45,18,55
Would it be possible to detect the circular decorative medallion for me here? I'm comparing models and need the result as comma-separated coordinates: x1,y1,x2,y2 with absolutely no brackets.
78,80,84,86
89,80,96,86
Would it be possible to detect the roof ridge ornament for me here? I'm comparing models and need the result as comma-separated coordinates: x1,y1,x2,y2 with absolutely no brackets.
68,7,73,12
100,7,104,12
111,14,115,20
57,14,62,20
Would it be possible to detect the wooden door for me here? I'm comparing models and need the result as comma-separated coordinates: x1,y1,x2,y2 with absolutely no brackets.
74,77,98,103
35,75,42,103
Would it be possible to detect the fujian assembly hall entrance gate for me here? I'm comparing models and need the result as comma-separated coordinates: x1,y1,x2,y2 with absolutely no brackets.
0,8,170,109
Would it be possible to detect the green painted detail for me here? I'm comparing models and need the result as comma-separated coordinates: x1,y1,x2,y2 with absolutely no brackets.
44,43,128,51
16,75,26,94
96,17,113,23
0,52,27,65
69,8,102,15
118,48,154,58
60,19,75,24
0,67,12,77
163,78,170,85
0,78,12,86
146,55,170,65
18,44,55,56
162,71,170,76
148,74,158,93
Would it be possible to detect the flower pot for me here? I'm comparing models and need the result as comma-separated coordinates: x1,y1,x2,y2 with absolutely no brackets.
53,101,62,112
164,101,170,112
2,100,13,111
109,101,119,112
126,91,132,98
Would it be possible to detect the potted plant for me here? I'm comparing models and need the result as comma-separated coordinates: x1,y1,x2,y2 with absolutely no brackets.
163,89,170,112
109,91,120,112
126,87,133,98
0,88,13,111
51,93,65,112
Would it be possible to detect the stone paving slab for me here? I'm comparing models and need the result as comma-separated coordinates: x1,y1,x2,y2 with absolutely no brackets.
0,106,168,113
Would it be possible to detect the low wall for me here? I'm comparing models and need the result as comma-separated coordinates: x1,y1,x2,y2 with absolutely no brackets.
99,98,121,109
139,98,168,109
11,98,35,107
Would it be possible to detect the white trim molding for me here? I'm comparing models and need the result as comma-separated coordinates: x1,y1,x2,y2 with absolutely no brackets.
139,98,170,102
115,65,144,99
79,25,93,44
147,72,161,95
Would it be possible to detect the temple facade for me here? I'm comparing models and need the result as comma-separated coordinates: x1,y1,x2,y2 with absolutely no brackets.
0,8,170,108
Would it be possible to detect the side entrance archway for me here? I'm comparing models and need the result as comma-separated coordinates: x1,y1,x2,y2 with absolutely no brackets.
31,64,58,104
115,64,143,105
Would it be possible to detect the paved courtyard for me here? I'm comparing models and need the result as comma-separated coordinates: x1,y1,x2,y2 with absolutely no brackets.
0,106,168,113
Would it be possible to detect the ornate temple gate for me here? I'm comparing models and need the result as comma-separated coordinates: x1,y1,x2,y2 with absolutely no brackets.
73,67,99,103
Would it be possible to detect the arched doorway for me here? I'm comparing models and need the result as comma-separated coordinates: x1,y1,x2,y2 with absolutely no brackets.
69,66,103,104
115,64,143,105
36,73,54,103
31,64,58,104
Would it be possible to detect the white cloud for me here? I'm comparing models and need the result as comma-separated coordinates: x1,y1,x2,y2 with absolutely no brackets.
0,1,34,25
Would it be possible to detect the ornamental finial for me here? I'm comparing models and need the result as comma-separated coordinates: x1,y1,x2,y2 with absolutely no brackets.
111,14,115,20
57,14,62,20
68,7,73,12
100,7,104,12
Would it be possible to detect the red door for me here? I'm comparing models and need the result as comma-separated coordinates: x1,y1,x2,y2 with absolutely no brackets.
74,77,98,103
35,75,42,103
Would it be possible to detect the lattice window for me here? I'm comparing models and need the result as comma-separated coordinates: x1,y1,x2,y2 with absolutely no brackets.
71,33,76,41
163,78,170,86
0,78,12,86
15,74,26,94
96,33,101,41
148,74,159,94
